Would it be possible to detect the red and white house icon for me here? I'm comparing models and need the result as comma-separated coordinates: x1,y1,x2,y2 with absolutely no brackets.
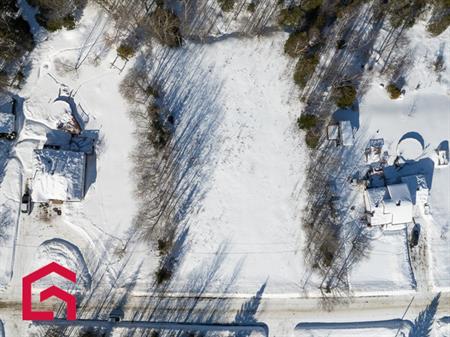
22,262,77,321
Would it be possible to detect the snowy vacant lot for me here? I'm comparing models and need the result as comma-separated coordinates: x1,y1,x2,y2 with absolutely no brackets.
154,35,311,295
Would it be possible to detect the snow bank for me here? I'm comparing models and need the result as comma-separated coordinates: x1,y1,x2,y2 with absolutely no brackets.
36,238,91,291
295,320,411,337
349,229,415,293
428,168,450,290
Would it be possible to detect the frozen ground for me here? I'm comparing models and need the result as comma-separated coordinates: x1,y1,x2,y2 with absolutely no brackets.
349,229,415,294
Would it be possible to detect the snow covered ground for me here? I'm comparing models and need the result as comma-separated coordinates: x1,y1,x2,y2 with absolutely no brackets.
358,21,450,294
0,5,138,299
147,33,311,295
295,320,411,337
0,1,449,336
349,229,415,294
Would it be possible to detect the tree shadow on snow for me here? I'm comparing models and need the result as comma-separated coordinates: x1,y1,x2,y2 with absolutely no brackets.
408,293,441,337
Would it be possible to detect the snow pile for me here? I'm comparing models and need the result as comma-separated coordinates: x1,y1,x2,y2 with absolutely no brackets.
32,149,86,202
428,168,450,290
349,229,415,293
36,238,91,291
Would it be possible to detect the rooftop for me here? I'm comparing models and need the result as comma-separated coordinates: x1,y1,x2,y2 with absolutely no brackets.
32,149,86,202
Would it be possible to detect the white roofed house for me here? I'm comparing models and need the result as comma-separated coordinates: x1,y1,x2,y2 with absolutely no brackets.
364,183,413,229
31,149,86,203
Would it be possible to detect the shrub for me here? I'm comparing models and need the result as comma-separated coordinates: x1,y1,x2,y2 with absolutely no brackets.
305,130,320,149
157,239,171,255
297,114,318,130
155,266,172,284
247,2,256,12
117,44,135,59
333,84,357,108
387,0,427,29
284,31,309,57
40,14,76,31
427,13,450,36
149,8,182,47
218,0,235,12
386,83,402,99
300,0,323,11
148,104,171,149
278,6,304,29
0,2,35,61
293,54,319,88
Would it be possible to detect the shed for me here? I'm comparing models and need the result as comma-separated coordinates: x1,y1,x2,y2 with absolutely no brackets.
339,121,354,146
31,149,86,202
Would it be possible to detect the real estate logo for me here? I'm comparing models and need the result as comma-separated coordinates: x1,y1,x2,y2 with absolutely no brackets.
22,262,77,321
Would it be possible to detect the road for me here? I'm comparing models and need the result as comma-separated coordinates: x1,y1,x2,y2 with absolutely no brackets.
0,289,448,336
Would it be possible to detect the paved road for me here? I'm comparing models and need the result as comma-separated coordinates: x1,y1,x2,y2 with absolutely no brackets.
0,290,449,336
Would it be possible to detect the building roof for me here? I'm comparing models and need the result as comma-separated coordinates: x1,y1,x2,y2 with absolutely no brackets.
0,112,15,134
32,149,86,202
327,125,339,140
401,175,429,205
365,138,384,163
365,183,413,226
339,121,354,146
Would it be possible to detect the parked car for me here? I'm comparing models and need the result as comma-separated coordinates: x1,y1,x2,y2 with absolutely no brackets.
410,224,420,248
21,192,30,214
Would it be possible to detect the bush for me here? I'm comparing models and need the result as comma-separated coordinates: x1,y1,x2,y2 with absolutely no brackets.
218,0,236,12
386,83,401,99
427,13,450,36
247,2,256,12
0,2,35,61
148,104,171,149
117,44,135,59
284,31,309,57
293,54,319,88
333,84,357,108
149,8,182,47
298,114,318,130
387,0,427,29
300,0,323,11
39,14,76,31
155,266,172,284
305,130,320,149
278,6,304,29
